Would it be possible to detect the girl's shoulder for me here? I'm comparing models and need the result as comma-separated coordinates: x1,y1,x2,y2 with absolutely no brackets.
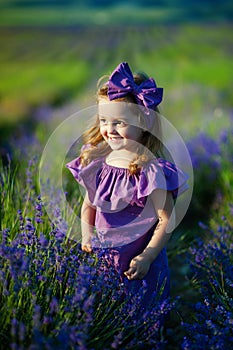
66,144,103,178
139,157,189,199
142,157,181,173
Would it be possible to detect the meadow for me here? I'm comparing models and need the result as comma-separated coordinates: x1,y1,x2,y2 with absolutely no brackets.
0,19,233,350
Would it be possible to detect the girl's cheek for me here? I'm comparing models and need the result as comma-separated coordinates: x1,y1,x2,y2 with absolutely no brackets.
99,127,106,136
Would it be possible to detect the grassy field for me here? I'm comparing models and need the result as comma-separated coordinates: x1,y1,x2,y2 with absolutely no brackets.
0,23,232,136
0,2,232,27
0,6,185,26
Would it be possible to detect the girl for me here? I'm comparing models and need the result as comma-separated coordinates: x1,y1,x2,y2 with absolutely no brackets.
66,62,189,305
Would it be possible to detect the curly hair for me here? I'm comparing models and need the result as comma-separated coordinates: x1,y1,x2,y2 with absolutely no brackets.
80,71,163,175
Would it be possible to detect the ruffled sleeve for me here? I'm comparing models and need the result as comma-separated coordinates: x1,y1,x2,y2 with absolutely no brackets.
138,158,189,200
66,154,103,204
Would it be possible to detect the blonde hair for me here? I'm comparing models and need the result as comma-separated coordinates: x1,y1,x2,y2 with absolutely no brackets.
80,71,163,175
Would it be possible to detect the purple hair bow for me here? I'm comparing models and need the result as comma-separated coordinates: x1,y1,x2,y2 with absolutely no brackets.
108,62,163,110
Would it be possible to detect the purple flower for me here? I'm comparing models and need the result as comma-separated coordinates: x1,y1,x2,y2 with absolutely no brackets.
39,233,48,247
49,297,59,314
111,332,123,349
183,216,233,349
198,221,209,230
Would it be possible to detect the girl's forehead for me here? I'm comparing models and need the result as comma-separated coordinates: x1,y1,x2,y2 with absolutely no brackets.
98,100,136,119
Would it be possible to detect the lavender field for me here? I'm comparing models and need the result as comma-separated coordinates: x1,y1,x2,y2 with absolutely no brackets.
0,21,233,350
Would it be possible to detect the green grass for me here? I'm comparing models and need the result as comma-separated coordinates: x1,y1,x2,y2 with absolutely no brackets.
0,23,232,134
0,5,199,27
0,2,232,27
0,60,91,122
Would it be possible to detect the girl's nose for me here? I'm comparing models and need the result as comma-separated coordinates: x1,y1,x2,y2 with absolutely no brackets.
107,123,118,133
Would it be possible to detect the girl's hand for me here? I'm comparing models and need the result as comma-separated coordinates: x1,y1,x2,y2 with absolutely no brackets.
81,243,92,253
124,255,151,280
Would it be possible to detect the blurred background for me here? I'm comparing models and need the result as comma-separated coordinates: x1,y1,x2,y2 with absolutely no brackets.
0,0,232,152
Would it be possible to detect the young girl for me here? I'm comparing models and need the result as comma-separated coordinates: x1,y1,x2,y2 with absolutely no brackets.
66,62,189,306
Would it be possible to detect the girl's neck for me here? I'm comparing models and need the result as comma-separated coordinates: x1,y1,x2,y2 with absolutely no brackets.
105,150,138,168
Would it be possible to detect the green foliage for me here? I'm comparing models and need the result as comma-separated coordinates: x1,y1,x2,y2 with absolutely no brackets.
0,58,91,123
0,0,232,26
0,24,232,132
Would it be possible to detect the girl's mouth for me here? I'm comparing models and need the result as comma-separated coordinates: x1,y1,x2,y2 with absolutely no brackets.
108,137,123,142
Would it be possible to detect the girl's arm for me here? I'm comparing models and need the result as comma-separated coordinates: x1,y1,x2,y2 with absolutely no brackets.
81,193,96,253
124,189,174,280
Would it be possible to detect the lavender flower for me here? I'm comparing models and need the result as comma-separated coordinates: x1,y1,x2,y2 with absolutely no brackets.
182,216,233,349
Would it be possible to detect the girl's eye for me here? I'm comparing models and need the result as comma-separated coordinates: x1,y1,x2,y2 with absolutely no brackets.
99,119,128,128
114,120,127,127
99,118,108,126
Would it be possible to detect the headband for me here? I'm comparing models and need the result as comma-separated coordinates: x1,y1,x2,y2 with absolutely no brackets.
107,62,163,111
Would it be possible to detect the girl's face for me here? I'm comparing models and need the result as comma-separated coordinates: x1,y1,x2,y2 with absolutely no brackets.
98,99,143,151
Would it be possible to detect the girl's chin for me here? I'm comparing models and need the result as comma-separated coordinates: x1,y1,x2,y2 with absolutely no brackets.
108,144,124,150
107,138,124,149
106,138,137,151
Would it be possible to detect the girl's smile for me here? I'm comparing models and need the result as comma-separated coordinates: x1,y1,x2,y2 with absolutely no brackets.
107,135,124,149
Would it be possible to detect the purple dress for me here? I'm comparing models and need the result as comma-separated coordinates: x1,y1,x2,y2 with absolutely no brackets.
66,152,188,305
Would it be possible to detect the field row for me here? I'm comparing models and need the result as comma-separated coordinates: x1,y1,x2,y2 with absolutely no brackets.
0,24,232,134
1,4,232,26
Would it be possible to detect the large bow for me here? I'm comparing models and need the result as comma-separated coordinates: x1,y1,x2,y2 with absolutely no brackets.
108,62,163,110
